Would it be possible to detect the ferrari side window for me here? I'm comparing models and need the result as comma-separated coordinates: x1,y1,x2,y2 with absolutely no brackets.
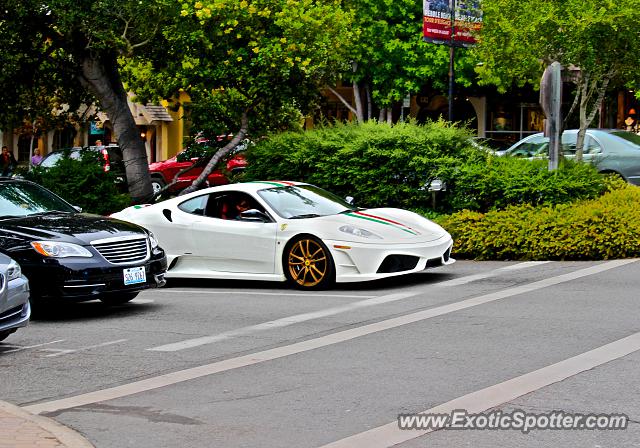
178,195,208,216
211,193,264,220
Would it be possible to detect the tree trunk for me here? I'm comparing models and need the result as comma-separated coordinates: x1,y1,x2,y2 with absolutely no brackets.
326,86,358,122
77,53,153,203
179,109,250,196
378,108,386,122
576,78,589,162
575,73,611,161
352,80,364,122
351,62,364,122
386,107,393,124
365,84,372,121
28,122,36,170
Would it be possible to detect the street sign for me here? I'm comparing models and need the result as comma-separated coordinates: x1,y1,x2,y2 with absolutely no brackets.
422,0,482,46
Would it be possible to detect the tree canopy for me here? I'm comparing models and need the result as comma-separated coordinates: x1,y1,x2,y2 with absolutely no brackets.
474,0,640,157
0,0,352,199
0,0,179,201
330,0,479,122
123,0,354,194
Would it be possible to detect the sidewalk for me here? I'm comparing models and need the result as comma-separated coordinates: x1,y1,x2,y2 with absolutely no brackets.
0,400,94,448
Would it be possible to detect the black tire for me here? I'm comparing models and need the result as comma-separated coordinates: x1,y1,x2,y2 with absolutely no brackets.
99,292,139,305
283,235,335,290
151,177,166,194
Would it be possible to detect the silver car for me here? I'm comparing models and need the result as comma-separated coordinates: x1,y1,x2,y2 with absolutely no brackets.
0,253,30,341
502,129,640,185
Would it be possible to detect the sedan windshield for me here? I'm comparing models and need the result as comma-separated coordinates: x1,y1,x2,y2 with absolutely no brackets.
258,185,355,219
0,182,76,218
40,149,82,168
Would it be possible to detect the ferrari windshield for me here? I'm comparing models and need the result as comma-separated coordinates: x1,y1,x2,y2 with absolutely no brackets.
0,181,76,218
258,185,355,219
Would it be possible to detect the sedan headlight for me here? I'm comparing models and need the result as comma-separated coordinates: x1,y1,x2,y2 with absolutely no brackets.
6,259,22,281
338,225,383,239
148,231,159,249
31,241,93,258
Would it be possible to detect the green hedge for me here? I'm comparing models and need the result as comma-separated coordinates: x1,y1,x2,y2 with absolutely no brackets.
245,121,607,212
442,157,606,212
437,183,640,260
26,149,131,215
245,120,478,210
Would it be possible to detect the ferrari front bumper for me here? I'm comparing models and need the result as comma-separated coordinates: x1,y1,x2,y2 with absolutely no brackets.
326,234,454,283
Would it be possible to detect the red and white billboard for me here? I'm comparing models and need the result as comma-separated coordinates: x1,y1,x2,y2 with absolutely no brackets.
423,0,482,46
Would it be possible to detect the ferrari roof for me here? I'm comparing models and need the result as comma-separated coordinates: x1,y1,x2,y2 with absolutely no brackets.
179,181,307,200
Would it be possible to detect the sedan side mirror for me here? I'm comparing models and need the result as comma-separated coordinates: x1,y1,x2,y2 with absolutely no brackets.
73,205,83,212
345,196,355,205
239,209,271,222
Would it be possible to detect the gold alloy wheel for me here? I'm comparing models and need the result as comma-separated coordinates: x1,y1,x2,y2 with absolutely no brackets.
287,238,329,287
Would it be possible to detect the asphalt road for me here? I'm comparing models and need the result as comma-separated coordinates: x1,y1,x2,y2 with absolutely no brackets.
1,260,639,447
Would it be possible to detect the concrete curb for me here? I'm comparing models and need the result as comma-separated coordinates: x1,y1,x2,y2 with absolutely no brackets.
0,400,94,448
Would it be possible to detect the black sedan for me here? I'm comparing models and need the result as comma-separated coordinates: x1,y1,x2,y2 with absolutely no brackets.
0,179,167,305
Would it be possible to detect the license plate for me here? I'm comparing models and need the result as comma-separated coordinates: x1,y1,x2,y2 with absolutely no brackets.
123,266,146,285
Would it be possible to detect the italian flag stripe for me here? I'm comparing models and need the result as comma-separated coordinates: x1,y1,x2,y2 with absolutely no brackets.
354,211,414,229
345,213,418,235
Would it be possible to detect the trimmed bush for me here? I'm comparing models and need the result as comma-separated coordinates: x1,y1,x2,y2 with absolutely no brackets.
245,121,608,212
437,184,640,260
245,120,478,210
443,157,607,212
26,149,131,215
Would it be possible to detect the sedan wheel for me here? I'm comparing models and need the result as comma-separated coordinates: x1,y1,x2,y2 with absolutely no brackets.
285,236,334,289
151,178,165,194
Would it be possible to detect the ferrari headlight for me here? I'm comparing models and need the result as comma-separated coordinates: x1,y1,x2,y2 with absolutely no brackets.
6,259,22,281
148,231,159,249
31,241,93,258
338,225,383,239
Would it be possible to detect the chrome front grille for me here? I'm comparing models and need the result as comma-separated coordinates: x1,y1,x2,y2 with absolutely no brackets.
91,236,150,265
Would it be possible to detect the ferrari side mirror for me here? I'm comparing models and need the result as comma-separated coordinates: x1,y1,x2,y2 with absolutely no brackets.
239,209,270,222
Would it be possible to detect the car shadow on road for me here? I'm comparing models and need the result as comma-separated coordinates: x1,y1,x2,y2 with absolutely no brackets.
163,269,456,293
29,300,159,322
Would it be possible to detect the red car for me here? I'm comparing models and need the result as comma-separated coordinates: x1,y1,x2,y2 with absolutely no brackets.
149,150,247,194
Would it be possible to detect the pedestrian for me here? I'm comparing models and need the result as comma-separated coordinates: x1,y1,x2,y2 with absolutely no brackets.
95,139,104,147
1,146,17,177
31,148,43,167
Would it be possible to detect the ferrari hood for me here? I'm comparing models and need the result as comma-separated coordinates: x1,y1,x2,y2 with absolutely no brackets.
315,208,447,243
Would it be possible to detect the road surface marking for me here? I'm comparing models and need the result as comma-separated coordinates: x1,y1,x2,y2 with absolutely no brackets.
41,339,128,358
148,291,418,352
1,339,66,354
434,261,552,287
25,260,634,415
318,330,640,448
148,261,551,352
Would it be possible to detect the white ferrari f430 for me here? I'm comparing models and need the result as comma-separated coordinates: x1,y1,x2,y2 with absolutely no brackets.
111,181,454,289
